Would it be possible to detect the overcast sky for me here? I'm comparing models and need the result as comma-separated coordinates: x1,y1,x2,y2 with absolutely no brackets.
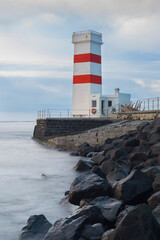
0,0,160,120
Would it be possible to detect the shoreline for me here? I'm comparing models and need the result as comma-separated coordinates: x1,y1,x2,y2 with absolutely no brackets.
19,118,160,240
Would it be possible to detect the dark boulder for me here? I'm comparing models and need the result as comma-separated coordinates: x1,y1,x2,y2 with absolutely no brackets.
115,205,134,227
91,166,106,179
107,167,130,188
81,223,104,240
90,196,122,223
152,204,160,224
142,166,160,180
68,172,110,205
92,154,106,165
151,143,160,157
110,147,126,161
101,204,160,240
70,151,79,156
100,160,118,176
44,215,88,240
101,230,115,240
129,152,148,168
144,157,159,167
153,173,160,192
114,169,152,204
124,136,139,147
77,142,96,157
71,205,105,224
19,215,52,240
73,159,95,171
148,191,160,210
137,121,150,132
149,133,160,145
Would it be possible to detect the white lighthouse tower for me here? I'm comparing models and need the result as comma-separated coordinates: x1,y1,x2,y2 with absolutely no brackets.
72,30,103,117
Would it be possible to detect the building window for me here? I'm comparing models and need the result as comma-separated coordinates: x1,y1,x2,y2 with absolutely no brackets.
92,100,97,108
108,101,112,107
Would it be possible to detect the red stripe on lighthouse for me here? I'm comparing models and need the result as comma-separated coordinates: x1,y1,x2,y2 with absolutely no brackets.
74,53,101,64
73,75,102,84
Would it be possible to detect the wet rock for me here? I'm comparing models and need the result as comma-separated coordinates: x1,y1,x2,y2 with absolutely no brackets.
144,157,159,167
102,204,160,240
114,169,152,204
91,165,106,179
68,172,110,205
124,136,139,147
77,142,96,157
141,166,160,180
70,151,79,156
101,229,115,240
149,133,160,145
153,173,160,192
151,143,160,157
100,160,117,176
71,205,105,224
115,205,134,227
90,196,122,223
44,215,88,240
19,215,52,240
81,223,104,240
110,147,126,161
73,159,95,171
106,167,130,188
92,154,106,165
129,152,148,168
148,191,160,210
152,204,160,224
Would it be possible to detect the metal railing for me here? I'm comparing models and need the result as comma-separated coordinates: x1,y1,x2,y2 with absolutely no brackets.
37,97,160,119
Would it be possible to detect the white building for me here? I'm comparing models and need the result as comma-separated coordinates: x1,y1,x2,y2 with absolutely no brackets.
72,30,131,117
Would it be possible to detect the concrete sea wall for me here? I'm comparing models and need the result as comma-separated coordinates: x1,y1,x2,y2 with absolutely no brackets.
33,118,113,141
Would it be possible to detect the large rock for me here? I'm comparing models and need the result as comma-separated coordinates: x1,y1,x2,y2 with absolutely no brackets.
19,215,52,240
153,173,160,192
92,154,106,165
100,160,116,176
142,166,160,180
77,142,96,156
148,191,160,210
91,166,106,179
152,204,160,224
69,172,110,205
124,136,139,147
90,196,122,223
70,205,105,224
115,205,134,227
129,152,148,168
101,204,160,240
151,143,160,157
73,159,95,171
81,223,104,240
44,215,88,240
114,169,153,204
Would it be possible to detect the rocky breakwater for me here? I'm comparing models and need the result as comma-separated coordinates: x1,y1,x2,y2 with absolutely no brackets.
19,118,160,240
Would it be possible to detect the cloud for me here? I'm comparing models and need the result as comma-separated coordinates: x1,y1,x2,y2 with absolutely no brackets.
132,78,160,92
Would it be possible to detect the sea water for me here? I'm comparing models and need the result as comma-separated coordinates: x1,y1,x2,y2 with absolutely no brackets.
0,121,79,239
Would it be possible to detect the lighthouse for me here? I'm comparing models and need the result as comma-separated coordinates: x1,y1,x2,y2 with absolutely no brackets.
72,30,103,117
72,30,131,117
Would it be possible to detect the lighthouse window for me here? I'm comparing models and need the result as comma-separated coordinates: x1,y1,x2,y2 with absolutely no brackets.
92,100,97,107
108,101,112,107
